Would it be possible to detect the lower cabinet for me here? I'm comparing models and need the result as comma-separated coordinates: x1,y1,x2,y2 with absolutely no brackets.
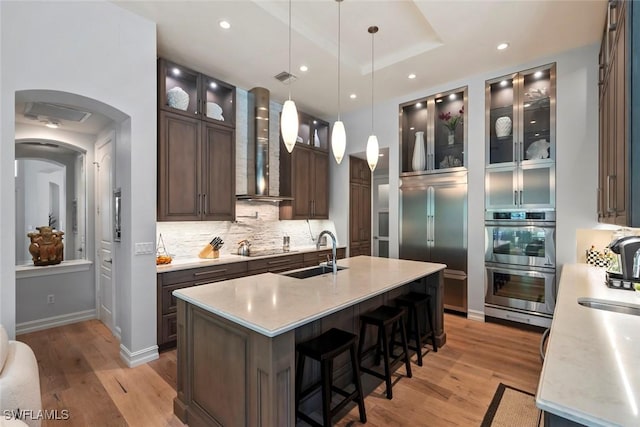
157,248,347,349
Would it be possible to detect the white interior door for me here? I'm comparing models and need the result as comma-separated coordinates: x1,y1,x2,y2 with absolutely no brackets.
373,175,390,258
96,134,115,334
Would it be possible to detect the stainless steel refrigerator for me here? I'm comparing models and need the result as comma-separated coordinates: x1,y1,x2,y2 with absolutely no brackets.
399,172,468,312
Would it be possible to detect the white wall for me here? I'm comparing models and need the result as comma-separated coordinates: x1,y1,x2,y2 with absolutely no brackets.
1,1,157,366
333,44,600,319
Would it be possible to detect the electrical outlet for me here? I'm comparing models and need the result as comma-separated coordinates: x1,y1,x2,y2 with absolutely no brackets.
47,294,55,304
134,242,155,255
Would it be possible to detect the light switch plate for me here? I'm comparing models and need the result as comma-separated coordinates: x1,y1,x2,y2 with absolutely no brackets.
135,242,155,255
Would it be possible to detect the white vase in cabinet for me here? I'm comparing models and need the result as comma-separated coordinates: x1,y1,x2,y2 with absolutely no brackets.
412,131,426,171
495,116,512,138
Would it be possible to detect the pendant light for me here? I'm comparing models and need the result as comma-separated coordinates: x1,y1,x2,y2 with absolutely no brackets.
281,0,299,153
331,0,346,164
366,25,379,172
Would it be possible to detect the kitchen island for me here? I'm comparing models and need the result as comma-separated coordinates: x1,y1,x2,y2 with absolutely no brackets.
172,256,446,427
537,264,640,426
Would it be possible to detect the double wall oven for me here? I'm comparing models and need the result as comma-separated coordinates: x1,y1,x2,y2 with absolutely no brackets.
485,211,556,327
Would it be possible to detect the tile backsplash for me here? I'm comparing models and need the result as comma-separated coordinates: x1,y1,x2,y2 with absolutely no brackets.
157,201,338,258
576,226,640,263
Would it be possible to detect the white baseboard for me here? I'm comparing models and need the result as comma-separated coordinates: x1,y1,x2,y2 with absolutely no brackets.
16,309,97,335
120,343,159,368
467,309,485,322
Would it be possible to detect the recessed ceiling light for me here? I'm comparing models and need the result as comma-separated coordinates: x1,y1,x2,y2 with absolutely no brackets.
378,153,384,157
497,42,510,50
172,67,180,76
210,82,218,89
416,102,422,108
350,94,357,99
299,65,308,72
409,127,415,130
534,70,543,78
500,80,508,87
449,93,456,100
219,20,231,30
313,120,317,124
535,133,540,136
524,103,531,108
530,120,536,124
45,121,59,129
408,73,416,79
435,99,443,103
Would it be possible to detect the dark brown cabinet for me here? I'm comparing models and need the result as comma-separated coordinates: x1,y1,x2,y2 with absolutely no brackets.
303,248,346,267
349,157,371,257
158,111,235,221
598,0,638,226
280,144,329,219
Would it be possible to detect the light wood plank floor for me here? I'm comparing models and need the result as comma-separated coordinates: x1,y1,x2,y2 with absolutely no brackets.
18,313,542,426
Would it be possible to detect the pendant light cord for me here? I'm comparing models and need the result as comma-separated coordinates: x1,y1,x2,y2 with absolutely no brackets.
371,28,375,133
337,1,341,120
288,0,292,101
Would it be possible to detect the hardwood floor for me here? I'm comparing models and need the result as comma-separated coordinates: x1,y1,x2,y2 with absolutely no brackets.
18,314,542,426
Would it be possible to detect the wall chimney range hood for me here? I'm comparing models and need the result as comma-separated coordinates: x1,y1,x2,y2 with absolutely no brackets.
236,87,293,202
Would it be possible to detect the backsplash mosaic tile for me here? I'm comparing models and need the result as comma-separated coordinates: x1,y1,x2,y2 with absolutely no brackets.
157,201,338,258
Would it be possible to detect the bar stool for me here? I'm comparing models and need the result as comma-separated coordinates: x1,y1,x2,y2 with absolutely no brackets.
395,292,438,367
358,305,412,399
295,328,367,427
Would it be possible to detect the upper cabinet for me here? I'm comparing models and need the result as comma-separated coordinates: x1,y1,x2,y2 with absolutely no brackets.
485,64,556,211
157,58,236,221
400,87,468,175
598,0,639,227
279,111,329,220
158,58,235,128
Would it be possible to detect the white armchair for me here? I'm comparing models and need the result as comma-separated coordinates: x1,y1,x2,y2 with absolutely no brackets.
0,326,41,427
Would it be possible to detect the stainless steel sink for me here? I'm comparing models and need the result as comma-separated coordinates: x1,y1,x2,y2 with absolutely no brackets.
577,297,640,316
281,265,347,279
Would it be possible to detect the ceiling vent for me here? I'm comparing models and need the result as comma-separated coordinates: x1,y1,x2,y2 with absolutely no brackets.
24,102,92,123
274,71,297,85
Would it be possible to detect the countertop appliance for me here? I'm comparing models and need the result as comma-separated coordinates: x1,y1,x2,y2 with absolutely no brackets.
606,236,640,288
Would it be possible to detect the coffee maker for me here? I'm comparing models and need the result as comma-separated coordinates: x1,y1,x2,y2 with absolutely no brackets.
606,235,640,289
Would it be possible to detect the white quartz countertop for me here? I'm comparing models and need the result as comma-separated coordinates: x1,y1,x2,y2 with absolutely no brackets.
537,263,640,426
173,256,445,337
156,245,346,273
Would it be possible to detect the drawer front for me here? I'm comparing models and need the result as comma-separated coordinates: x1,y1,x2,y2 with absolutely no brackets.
247,253,304,273
161,313,178,345
303,249,332,267
162,282,195,314
162,261,247,286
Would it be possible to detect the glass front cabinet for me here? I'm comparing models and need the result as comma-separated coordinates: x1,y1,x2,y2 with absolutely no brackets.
400,86,468,175
485,63,556,210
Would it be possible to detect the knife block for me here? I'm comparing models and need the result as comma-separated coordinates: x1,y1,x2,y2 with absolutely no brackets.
198,244,219,259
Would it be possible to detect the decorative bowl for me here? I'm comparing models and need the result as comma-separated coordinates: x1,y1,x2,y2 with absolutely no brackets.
206,102,224,120
167,87,189,111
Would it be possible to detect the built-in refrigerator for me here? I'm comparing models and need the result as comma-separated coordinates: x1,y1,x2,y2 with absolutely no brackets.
399,172,468,312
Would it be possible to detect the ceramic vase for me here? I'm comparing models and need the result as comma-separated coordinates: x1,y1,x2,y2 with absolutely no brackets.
495,116,512,138
447,130,455,145
412,131,426,171
313,129,320,147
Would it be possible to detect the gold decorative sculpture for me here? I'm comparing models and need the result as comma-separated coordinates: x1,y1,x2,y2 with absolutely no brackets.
27,226,64,266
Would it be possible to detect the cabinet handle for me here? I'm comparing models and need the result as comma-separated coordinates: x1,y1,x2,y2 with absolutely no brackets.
203,194,207,215
606,175,614,213
197,194,202,215
514,191,518,206
608,0,618,32
611,175,617,212
193,268,228,276
519,190,523,206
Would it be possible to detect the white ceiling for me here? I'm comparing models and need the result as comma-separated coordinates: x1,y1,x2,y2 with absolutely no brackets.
113,0,607,120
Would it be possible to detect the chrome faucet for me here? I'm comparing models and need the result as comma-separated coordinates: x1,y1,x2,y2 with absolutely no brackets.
317,230,337,274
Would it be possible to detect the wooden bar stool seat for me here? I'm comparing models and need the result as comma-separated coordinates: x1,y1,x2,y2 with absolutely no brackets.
295,328,367,427
358,305,412,399
395,292,437,366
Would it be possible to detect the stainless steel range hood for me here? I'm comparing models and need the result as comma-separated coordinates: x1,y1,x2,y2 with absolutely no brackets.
236,87,292,201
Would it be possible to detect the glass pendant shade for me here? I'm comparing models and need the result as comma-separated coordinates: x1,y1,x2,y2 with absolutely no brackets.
366,134,379,171
281,99,299,153
331,120,346,164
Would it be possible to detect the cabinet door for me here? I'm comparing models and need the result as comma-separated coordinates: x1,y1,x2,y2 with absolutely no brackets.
613,8,627,224
312,151,329,218
521,67,554,163
519,162,555,209
358,184,371,247
485,166,517,210
291,146,312,218
202,123,235,221
431,181,467,272
400,186,429,261
158,59,200,118
158,112,201,221
487,75,517,165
